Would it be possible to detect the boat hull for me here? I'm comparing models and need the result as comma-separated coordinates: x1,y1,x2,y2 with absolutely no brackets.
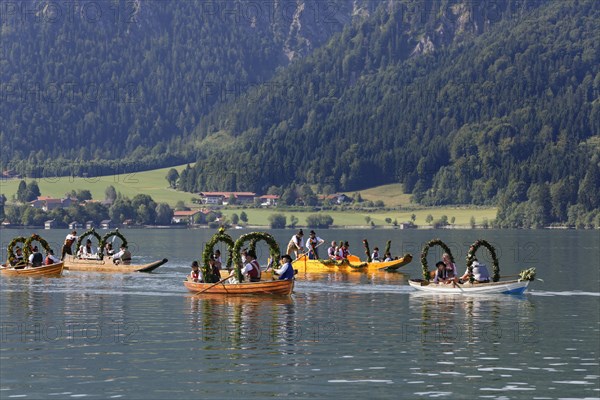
292,254,412,273
184,279,294,295
0,262,64,277
63,256,168,273
408,279,530,295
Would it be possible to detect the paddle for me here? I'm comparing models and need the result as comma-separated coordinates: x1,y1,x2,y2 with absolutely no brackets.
195,275,231,294
453,281,465,294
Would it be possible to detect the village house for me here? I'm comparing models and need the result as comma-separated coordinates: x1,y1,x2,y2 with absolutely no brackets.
30,196,78,212
258,194,279,207
199,192,257,205
171,210,203,225
44,219,58,229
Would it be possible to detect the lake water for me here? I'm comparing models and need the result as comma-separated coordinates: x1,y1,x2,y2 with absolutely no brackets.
1,228,599,399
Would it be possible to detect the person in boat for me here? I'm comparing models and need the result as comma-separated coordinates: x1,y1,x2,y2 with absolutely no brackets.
371,247,380,261
61,230,78,260
214,249,223,269
45,249,61,265
273,254,295,280
240,249,261,282
433,261,452,284
241,248,248,264
28,246,44,267
112,245,132,265
286,229,304,259
327,241,337,260
442,253,458,283
209,255,221,282
459,259,490,283
383,252,392,262
78,239,97,259
10,246,25,266
306,230,325,260
189,261,202,283
337,241,350,260
104,243,115,257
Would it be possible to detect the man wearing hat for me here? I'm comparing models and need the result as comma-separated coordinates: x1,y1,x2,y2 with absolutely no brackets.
240,250,261,282
28,246,43,267
306,230,325,260
112,245,132,265
45,249,61,265
273,255,295,280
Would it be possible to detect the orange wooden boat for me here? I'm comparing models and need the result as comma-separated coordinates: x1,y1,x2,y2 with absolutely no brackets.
184,279,293,295
0,262,64,277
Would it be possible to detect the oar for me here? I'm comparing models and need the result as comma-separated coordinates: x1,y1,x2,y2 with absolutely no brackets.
195,276,231,295
453,281,465,294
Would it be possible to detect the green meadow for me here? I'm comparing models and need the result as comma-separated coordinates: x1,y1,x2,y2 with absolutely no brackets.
1,166,497,226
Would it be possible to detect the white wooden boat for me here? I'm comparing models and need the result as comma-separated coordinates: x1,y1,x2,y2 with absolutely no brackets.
408,279,530,295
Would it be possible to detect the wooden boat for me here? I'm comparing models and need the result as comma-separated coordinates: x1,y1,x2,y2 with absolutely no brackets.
63,256,168,273
292,253,412,274
184,279,294,295
0,262,64,277
408,279,530,295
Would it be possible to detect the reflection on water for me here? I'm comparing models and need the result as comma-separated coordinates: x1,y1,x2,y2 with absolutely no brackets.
1,229,599,399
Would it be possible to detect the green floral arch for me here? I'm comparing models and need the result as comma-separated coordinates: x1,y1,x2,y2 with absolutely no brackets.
23,234,53,259
202,229,235,282
7,236,27,265
420,239,455,280
75,228,103,259
467,239,500,282
232,232,281,282
101,229,128,257
363,239,371,262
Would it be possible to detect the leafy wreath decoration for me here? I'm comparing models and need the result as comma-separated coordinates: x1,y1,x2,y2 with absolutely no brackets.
232,232,281,283
75,228,103,259
420,238,455,280
7,236,27,265
23,233,53,259
100,229,128,258
466,239,500,282
201,228,235,282
363,239,371,262
318,258,368,269
384,240,391,257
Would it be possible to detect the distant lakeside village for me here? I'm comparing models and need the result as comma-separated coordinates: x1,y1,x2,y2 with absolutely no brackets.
0,179,496,230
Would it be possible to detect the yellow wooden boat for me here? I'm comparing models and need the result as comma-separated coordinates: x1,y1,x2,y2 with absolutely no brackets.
63,256,168,273
292,253,413,273
0,262,64,277
184,278,294,295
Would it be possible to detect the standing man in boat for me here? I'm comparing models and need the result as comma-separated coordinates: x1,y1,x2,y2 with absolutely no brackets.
286,229,304,259
273,254,295,280
61,230,78,260
306,230,325,260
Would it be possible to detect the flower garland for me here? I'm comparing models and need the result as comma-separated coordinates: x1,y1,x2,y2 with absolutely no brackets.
232,232,281,283
420,239,455,280
466,239,500,282
75,228,103,259
201,228,235,282
100,229,128,258
518,267,536,281
6,236,27,265
23,233,53,259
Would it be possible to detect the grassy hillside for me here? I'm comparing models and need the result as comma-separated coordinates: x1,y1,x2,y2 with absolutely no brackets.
221,207,497,227
0,165,191,205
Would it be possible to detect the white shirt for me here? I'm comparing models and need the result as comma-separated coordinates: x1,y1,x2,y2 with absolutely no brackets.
274,262,291,276
241,260,261,278
290,235,304,249
47,254,60,264
306,236,324,249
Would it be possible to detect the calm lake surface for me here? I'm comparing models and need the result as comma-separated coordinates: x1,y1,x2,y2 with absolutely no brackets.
1,228,599,399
